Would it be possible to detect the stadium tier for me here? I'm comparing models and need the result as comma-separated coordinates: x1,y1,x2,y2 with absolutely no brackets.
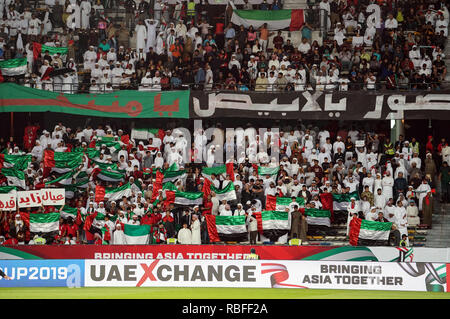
0,0,448,255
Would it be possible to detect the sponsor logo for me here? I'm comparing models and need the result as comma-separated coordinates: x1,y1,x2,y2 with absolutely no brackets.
89,261,257,287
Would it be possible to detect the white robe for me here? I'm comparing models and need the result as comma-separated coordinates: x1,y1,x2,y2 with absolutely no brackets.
382,176,394,200
112,229,126,244
394,206,409,245
416,183,431,210
80,1,91,30
191,219,201,244
177,228,192,244
145,19,158,53
135,24,147,52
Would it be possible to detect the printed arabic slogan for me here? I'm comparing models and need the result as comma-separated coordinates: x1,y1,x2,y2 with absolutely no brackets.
190,91,450,120
0,193,17,211
0,83,190,119
17,189,65,208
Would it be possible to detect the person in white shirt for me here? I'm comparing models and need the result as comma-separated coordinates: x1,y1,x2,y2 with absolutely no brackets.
406,200,420,226
297,37,311,54
384,13,398,29
409,45,422,69
366,206,378,221
177,223,192,244
435,14,448,36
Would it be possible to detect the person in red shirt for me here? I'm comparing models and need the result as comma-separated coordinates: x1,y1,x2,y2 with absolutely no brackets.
132,165,144,180
64,218,79,242
272,31,284,50
201,197,213,216
23,122,40,151
83,210,99,244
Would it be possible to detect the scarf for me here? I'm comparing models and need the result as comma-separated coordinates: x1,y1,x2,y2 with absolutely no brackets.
425,194,431,206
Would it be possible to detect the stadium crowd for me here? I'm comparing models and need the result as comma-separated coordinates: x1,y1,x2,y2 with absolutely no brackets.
0,122,449,246
0,0,449,91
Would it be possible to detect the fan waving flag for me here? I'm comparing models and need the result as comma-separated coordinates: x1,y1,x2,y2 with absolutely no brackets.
304,208,331,227
206,215,248,242
124,224,151,244
44,150,83,173
162,163,187,183
258,166,280,177
95,183,132,202
266,196,305,211
0,58,27,76
253,211,289,240
173,191,203,206
202,165,227,181
33,42,68,60
333,191,360,211
210,182,237,201
30,212,60,233
1,168,25,189
0,154,31,170
349,218,392,246
231,9,304,31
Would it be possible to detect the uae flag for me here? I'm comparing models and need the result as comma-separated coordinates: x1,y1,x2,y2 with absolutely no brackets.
349,218,392,246
0,154,31,170
266,196,305,211
206,215,248,242
231,9,304,31
91,160,124,173
253,211,289,240
73,147,100,160
304,209,331,227
33,42,68,61
45,169,79,186
124,224,151,244
29,212,60,233
0,58,27,76
173,191,204,206
210,182,237,201
95,183,132,202
94,169,125,183
60,205,78,220
1,168,25,189
131,128,165,141
258,166,279,177
333,191,360,211
0,186,17,194
202,165,227,181
162,163,186,183
44,150,83,173
96,137,122,153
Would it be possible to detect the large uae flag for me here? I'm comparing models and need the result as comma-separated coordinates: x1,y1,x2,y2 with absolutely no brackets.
0,58,27,76
206,215,248,242
231,9,304,31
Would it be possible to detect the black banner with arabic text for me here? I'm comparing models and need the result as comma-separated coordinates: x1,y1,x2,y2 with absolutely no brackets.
190,90,450,120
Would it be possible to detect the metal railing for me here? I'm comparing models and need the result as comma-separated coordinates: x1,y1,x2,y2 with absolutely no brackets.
14,80,449,93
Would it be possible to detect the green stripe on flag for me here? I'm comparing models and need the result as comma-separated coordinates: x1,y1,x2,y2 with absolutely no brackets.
29,212,60,232
215,215,246,226
360,219,393,232
258,166,279,176
234,9,292,21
